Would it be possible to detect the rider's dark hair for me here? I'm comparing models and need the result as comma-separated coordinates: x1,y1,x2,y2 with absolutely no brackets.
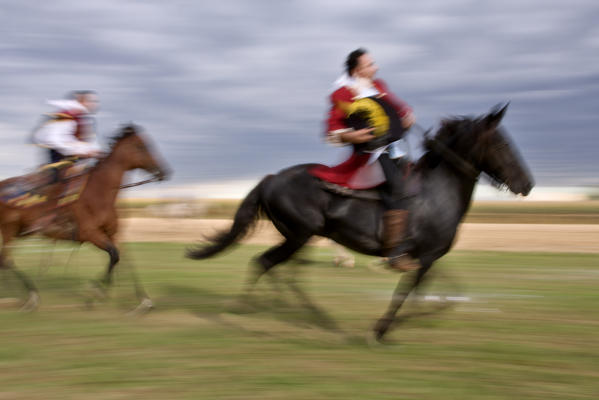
66,90,97,99
345,48,367,76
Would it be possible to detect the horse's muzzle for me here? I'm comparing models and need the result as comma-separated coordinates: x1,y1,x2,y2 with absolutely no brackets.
155,167,172,181
521,181,533,196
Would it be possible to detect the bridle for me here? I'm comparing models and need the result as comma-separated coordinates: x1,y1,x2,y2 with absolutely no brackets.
119,175,161,189
415,122,511,189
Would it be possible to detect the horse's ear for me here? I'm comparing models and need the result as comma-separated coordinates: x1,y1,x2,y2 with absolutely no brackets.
484,102,509,128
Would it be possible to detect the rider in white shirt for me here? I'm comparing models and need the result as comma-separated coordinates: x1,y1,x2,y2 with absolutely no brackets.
32,90,102,163
26,90,103,233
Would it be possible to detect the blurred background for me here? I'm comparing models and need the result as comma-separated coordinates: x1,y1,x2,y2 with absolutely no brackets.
1,0,597,200
1,1,598,399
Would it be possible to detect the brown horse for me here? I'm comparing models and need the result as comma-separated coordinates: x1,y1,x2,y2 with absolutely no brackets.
0,124,170,311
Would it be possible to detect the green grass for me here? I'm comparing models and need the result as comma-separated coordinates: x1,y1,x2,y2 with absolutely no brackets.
1,241,598,399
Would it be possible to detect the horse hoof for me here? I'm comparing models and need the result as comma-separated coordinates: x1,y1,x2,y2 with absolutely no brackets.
225,298,257,315
366,331,389,347
373,317,392,337
366,328,403,347
126,298,154,317
89,280,109,301
20,291,40,312
334,256,355,268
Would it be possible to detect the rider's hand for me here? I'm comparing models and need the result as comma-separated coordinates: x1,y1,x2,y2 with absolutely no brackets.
401,112,416,130
340,128,375,144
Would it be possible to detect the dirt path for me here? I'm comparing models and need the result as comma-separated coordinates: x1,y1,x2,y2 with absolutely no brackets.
118,218,599,254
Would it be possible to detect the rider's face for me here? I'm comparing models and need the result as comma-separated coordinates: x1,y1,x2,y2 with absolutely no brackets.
79,94,100,114
354,54,378,80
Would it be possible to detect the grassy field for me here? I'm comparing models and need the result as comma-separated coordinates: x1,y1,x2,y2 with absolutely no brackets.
1,241,598,399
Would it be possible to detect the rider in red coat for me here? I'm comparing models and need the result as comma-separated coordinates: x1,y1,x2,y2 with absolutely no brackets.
310,48,418,272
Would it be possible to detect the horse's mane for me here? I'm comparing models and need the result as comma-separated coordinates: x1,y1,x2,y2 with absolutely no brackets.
434,115,483,148
108,124,139,149
87,124,141,172
414,115,478,172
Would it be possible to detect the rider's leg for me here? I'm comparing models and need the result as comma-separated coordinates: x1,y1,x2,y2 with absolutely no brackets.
378,153,419,272
23,156,73,234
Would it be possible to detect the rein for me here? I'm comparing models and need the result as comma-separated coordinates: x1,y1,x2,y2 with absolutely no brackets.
119,176,160,189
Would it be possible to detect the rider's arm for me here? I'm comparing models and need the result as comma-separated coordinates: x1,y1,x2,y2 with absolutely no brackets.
326,103,352,145
325,88,374,145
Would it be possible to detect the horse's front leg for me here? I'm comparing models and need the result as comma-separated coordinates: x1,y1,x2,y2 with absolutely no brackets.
85,230,152,313
373,262,430,341
82,231,118,299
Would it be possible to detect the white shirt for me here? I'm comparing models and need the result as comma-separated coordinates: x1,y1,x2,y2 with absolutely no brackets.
32,100,101,156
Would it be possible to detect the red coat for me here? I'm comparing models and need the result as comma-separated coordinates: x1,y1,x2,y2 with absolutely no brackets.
326,79,412,134
310,79,412,188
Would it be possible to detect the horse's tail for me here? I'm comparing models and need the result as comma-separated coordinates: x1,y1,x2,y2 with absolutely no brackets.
185,175,272,260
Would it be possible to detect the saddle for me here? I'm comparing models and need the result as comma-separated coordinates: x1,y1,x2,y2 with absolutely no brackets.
319,160,421,201
0,160,90,209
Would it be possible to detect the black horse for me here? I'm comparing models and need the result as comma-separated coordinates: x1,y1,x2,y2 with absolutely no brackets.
187,104,534,340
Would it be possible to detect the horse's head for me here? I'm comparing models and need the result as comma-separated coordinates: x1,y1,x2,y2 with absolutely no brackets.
110,124,172,181
435,104,534,196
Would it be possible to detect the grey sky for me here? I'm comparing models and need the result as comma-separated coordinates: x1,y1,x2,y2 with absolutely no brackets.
1,0,597,193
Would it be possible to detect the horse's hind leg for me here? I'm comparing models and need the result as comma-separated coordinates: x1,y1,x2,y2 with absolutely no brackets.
229,238,308,313
239,236,306,297
0,224,40,311
249,237,310,287
10,267,40,311
249,236,340,331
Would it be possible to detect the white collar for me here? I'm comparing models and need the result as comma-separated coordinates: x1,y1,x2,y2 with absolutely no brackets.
333,73,353,90
46,99,89,113
332,73,379,99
